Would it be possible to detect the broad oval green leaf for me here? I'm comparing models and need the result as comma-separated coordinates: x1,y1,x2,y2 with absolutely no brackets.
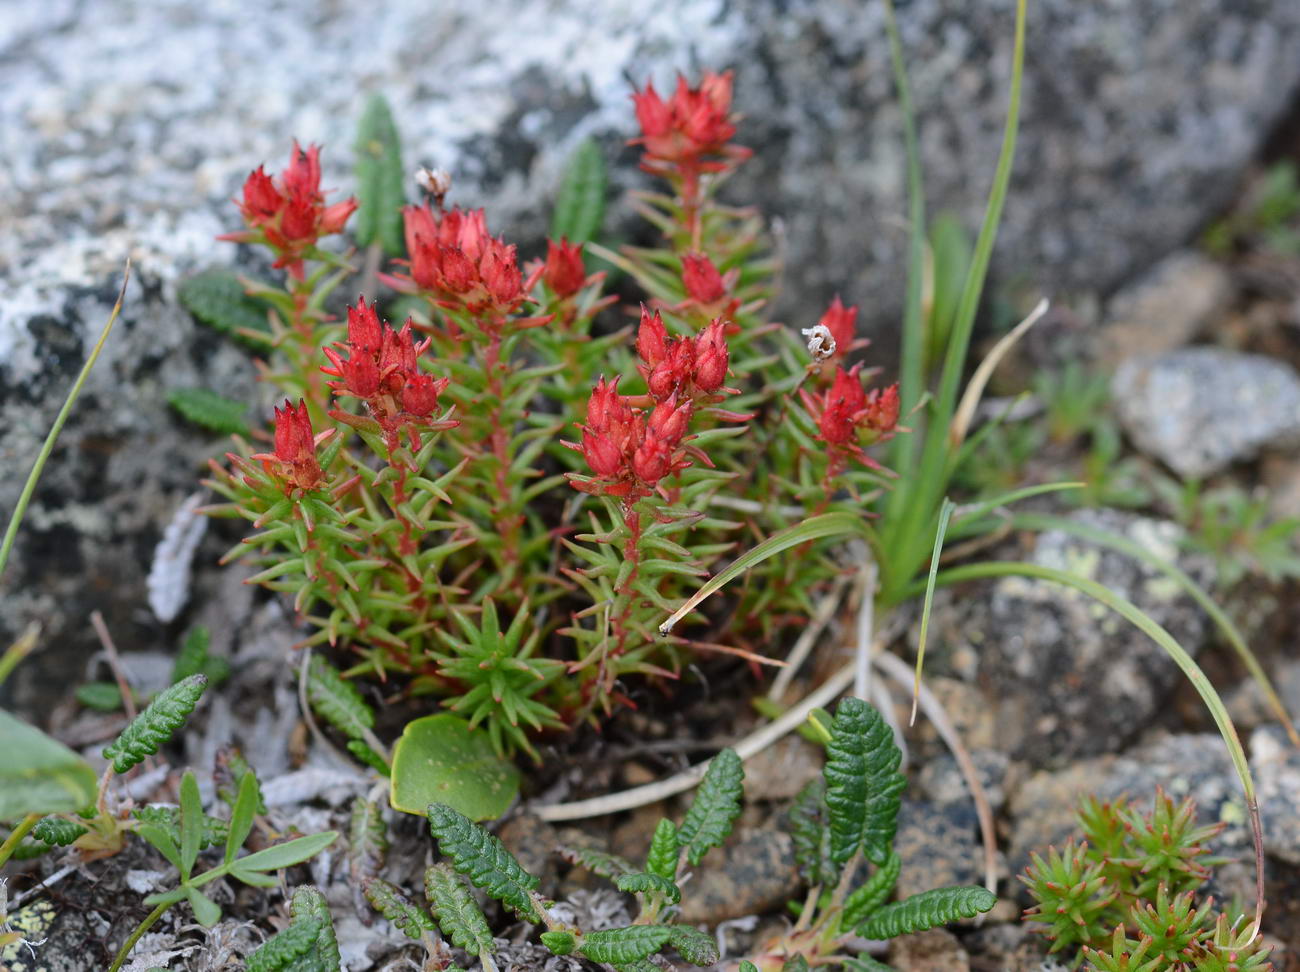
0,709,98,819
390,714,520,821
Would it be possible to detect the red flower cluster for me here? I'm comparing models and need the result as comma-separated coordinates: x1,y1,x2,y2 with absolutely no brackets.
800,364,900,469
570,377,694,499
389,204,533,318
631,71,749,172
226,142,357,278
636,307,731,402
542,237,587,299
251,399,328,492
321,298,453,451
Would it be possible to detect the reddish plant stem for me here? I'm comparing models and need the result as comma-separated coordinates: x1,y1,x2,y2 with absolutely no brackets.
482,328,523,572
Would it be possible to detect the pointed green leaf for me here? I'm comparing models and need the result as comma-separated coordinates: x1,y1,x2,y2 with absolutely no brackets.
102,674,208,773
233,830,338,874
844,851,902,930
135,822,183,870
305,655,374,742
225,769,261,864
186,885,222,927
426,802,541,922
353,94,406,255
551,138,606,244
425,862,496,955
644,818,679,880
825,698,905,866
677,748,744,866
390,714,520,821
179,770,203,878
0,710,98,818
615,872,680,905
856,885,996,939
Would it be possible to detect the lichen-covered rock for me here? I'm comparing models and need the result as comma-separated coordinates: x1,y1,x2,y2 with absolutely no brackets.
1250,725,1300,867
5,0,1300,706
924,509,1213,766
1113,348,1300,477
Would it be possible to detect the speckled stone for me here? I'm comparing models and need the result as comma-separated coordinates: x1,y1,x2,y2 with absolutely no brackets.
5,0,1300,709
885,927,971,972
1113,348,1300,477
676,828,799,925
1250,726,1300,867
892,799,985,902
923,509,1213,767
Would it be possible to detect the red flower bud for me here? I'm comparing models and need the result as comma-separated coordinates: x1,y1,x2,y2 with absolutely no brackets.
681,252,726,304
342,351,381,399
632,81,673,138
581,428,625,478
866,383,900,432
401,374,443,417
481,240,523,305
631,433,673,484
280,142,322,201
637,306,669,367
241,167,281,220
321,198,359,235
347,297,384,353
258,399,324,491
647,397,692,444
693,319,729,392
543,238,586,298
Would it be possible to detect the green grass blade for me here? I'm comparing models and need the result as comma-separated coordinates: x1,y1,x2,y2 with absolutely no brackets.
1,264,128,580
659,512,869,634
1010,511,1300,748
925,558,1265,922
911,498,955,723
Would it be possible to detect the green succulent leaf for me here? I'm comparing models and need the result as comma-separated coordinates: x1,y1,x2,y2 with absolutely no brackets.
305,655,374,742
644,818,680,880
179,770,204,878
225,769,262,864
353,93,406,255
577,925,672,965
844,851,903,930
363,877,435,940
102,674,208,774
615,871,681,905
856,886,997,939
0,710,98,818
666,925,719,966
425,862,496,956
177,268,273,346
167,388,251,437
677,747,744,866
551,138,607,244
31,815,87,847
825,698,906,866
390,714,520,821
426,802,541,922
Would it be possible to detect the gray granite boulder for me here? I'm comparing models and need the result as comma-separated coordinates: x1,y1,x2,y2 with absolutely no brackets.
4,0,1300,706
1113,348,1300,478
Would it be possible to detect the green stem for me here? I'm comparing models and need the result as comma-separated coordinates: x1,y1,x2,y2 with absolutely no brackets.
0,624,38,689
0,265,128,581
0,813,40,868
107,899,172,972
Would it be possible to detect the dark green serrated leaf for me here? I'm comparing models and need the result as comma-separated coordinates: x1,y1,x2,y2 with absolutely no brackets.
844,851,902,930
667,925,719,966
348,796,388,895
644,818,679,880
578,925,672,965
677,748,744,866
353,94,405,255
75,680,125,711
426,803,541,922
781,955,810,972
856,886,996,939
102,674,207,773
825,698,905,866
306,655,374,742
288,885,342,971
246,916,324,972
551,138,606,244
32,815,87,846
177,268,273,346
345,739,389,775
216,747,267,816
738,963,760,972
615,871,680,904
173,626,230,687
363,878,435,939
167,388,251,437
425,862,495,956
789,777,837,886
612,961,661,972
559,844,635,880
